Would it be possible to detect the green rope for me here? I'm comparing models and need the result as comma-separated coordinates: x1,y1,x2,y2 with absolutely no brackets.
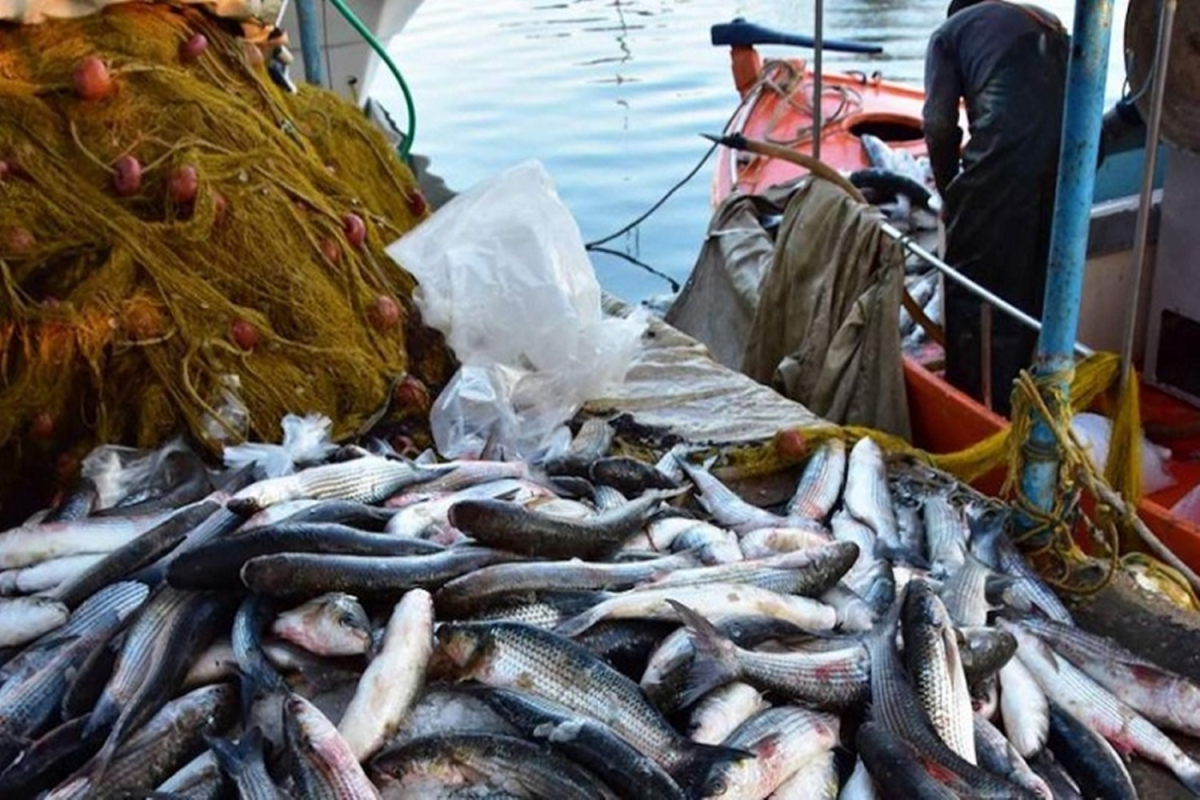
326,0,417,161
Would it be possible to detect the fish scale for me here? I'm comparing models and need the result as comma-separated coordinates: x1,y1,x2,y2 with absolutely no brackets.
371,731,619,799
477,689,686,800
711,642,870,710
973,713,1054,799
786,439,847,521
436,621,736,779
435,553,698,617
84,586,234,776
940,555,991,627
644,542,857,597
902,581,976,765
843,438,900,549
923,494,968,578
0,581,147,685
231,458,450,512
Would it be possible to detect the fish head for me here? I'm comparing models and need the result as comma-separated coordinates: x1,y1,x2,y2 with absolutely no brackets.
903,578,949,629
434,623,492,678
282,692,325,755
272,593,371,657
959,626,1017,679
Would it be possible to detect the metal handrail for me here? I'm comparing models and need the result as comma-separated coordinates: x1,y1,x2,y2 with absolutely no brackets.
880,221,1095,358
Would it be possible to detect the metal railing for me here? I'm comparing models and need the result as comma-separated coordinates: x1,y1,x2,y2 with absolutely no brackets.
880,221,1095,359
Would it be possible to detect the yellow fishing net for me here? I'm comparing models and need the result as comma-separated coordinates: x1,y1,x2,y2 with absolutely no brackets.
0,3,456,519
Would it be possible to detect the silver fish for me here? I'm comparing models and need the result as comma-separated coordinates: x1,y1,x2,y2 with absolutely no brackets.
785,439,846,521
642,542,857,598
0,555,105,595
435,621,745,783
230,457,452,512
973,713,1053,800
434,552,699,618
671,600,870,711
0,513,172,570
0,581,148,685
674,456,789,534
770,747,839,800
370,731,619,799
923,494,968,579
739,526,832,560
900,580,976,765
843,438,899,550
940,554,991,628
384,479,526,538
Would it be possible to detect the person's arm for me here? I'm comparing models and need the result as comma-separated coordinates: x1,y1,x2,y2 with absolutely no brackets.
923,31,964,196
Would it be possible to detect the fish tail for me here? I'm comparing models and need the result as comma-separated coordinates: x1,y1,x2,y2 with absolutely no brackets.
206,725,263,781
665,600,741,709
79,694,119,740
552,610,602,638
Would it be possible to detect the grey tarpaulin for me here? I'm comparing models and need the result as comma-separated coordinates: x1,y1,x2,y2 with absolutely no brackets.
664,183,799,371
583,295,823,448
669,177,910,439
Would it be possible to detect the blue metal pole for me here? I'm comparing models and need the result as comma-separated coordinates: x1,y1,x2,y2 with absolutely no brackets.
1019,0,1114,529
294,0,326,86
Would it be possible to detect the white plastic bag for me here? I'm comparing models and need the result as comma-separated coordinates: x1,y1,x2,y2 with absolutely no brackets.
1171,484,1200,526
1069,412,1176,495
81,438,190,511
387,160,645,460
223,413,337,478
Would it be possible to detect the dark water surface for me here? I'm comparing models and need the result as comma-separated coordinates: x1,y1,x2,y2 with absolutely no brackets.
372,0,1132,305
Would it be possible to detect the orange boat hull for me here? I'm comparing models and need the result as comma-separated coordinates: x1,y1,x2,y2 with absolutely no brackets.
713,51,934,204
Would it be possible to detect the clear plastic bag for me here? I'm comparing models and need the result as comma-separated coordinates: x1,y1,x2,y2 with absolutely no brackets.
199,373,250,450
387,160,645,460
1069,412,1176,495
223,412,337,478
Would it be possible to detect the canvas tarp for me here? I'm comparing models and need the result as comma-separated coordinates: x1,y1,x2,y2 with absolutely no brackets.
583,295,823,448
668,177,911,440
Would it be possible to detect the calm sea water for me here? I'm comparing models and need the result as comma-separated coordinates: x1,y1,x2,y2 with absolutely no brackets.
371,0,1133,305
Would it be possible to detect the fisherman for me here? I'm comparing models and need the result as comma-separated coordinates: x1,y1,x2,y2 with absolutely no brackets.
922,0,1068,415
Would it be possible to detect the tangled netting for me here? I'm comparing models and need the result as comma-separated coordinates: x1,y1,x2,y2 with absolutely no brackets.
0,3,456,519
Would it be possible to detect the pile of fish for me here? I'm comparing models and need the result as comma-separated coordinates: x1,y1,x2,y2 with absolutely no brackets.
0,420,1198,799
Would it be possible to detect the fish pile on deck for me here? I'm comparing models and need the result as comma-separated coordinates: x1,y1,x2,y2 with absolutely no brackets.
0,420,1198,799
